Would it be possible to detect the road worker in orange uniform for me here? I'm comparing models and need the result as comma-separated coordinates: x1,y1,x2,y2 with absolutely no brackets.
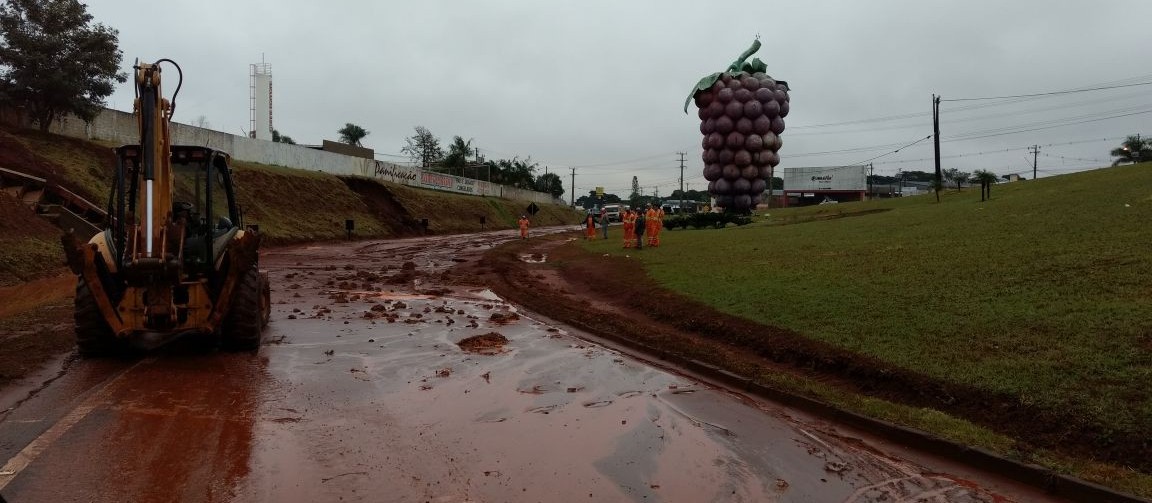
518,215,529,239
653,205,665,247
645,204,659,248
622,208,635,248
585,212,596,240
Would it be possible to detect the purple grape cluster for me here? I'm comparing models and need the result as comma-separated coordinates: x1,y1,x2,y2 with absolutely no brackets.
694,72,789,211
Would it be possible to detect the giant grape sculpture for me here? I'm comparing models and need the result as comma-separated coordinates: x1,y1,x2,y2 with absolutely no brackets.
685,39,789,212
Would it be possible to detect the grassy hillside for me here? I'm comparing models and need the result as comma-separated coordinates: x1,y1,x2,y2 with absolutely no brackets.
384,181,581,233
0,126,581,276
583,163,1152,483
0,128,116,203
0,193,65,286
228,161,395,244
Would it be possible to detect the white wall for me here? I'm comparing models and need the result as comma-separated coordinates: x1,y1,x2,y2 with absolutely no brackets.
40,107,563,204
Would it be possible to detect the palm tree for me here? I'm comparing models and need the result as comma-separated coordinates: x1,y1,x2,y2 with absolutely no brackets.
971,170,998,201
943,168,970,191
337,123,369,147
442,136,475,176
1110,135,1151,166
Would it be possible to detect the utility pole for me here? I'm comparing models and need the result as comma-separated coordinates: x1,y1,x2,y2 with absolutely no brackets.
868,163,873,200
932,94,942,203
767,165,774,208
569,168,576,206
1028,145,1040,180
677,152,686,213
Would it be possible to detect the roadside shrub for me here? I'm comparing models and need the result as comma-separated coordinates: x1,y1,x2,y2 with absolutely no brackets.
680,212,752,229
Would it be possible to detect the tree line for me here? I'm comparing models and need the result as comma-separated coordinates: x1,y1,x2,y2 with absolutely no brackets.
393,125,564,199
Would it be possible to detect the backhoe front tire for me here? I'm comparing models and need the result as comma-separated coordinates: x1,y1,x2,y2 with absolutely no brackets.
75,278,121,356
221,268,266,351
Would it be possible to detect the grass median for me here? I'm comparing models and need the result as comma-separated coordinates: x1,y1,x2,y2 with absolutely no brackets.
581,163,1152,494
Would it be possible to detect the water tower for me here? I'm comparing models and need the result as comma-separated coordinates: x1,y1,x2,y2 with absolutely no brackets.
249,61,272,140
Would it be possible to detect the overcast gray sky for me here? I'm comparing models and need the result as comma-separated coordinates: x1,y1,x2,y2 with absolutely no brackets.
87,0,1152,197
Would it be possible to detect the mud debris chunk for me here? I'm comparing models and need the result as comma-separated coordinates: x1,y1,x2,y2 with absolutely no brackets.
369,304,387,312
435,368,451,378
489,312,520,324
824,461,848,473
401,261,417,271
457,332,508,354
356,270,380,281
387,270,418,285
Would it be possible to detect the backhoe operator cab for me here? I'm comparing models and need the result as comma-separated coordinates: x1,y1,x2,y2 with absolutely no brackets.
63,59,269,354
108,145,244,282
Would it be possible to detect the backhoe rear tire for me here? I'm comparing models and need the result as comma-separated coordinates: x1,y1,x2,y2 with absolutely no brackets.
221,267,266,351
75,278,121,356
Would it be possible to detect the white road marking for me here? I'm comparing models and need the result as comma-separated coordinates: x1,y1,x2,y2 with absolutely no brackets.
0,357,153,491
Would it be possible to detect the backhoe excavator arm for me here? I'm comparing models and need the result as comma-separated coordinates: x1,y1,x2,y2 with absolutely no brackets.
132,60,181,260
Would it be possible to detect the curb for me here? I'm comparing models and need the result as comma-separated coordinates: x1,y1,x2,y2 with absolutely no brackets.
562,312,1149,503
489,237,1149,503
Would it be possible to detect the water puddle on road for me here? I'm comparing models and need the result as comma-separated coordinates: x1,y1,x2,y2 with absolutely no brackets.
239,239,1055,503
464,288,502,301
518,253,547,263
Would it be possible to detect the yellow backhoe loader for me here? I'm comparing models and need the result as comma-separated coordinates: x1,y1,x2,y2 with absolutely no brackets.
62,59,270,354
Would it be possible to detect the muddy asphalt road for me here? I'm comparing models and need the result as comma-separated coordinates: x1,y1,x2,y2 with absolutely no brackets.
0,228,1062,502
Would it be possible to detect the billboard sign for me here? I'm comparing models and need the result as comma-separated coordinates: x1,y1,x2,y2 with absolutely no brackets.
783,166,868,191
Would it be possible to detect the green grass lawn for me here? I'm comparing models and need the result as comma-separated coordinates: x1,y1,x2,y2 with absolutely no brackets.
585,163,1152,471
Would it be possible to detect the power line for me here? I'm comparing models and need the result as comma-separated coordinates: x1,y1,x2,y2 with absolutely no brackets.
944,108,1152,142
1042,152,1110,164
787,74,1152,130
565,151,681,169
870,136,1133,167
788,93,1152,137
946,104,1152,139
850,135,933,165
941,81,1152,102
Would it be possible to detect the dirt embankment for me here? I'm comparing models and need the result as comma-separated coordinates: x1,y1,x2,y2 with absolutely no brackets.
0,126,581,395
470,234,1152,477
0,128,116,203
0,192,65,287
0,126,582,279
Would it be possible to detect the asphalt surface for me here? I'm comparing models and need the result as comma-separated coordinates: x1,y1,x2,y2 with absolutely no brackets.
0,228,1060,502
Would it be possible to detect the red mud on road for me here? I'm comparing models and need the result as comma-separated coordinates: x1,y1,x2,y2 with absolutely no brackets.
0,227,1061,502
237,230,1042,502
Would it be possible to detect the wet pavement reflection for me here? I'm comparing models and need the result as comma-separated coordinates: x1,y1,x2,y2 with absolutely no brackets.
0,228,1056,502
